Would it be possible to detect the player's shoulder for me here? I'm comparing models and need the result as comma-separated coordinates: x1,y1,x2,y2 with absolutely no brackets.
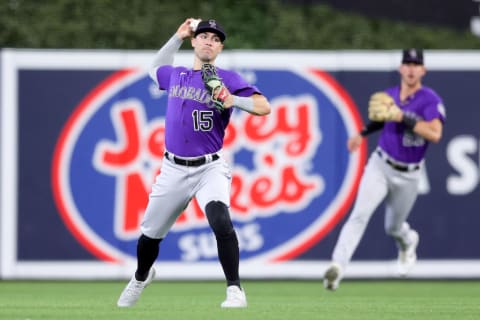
216,67,241,79
419,86,446,119
172,66,189,73
419,86,442,101
215,67,247,87
157,65,188,75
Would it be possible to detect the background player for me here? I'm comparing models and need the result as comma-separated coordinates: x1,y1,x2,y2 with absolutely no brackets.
117,18,271,307
323,49,446,290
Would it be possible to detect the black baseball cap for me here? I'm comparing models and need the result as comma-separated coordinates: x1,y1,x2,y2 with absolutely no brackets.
402,48,424,65
194,19,226,42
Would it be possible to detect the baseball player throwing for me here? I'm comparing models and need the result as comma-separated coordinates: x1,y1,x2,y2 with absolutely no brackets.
117,18,271,307
324,49,446,290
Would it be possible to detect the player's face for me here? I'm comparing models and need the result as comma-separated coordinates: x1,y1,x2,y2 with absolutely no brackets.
399,63,426,87
192,32,224,63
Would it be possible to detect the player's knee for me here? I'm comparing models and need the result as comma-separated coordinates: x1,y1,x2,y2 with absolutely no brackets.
205,201,234,238
384,224,401,237
349,213,370,227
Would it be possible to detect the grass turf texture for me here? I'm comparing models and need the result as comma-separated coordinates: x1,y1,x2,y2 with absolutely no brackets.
0,280,479,320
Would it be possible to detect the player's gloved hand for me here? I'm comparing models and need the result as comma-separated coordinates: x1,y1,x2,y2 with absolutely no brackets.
368,92,402,122
201,63,229,112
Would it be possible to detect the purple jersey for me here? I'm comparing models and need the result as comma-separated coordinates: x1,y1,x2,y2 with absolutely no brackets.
378,85,446,163
155,66,260,157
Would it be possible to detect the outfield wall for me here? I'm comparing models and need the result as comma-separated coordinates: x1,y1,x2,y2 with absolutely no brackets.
1,49,479,280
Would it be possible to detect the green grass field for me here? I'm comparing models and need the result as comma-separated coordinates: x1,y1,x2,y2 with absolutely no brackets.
0,280,479,320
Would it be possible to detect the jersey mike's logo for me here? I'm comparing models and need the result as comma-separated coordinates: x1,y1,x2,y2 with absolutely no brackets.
52,67,365,263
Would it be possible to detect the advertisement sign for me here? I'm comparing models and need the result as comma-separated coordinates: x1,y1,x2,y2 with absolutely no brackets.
1,49,479,279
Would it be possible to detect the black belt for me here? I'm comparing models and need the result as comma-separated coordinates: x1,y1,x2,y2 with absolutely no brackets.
376,150,419,172
164,151,219,167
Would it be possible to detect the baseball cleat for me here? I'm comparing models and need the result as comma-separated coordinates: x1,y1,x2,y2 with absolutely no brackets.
117,267,156,307
221,285,247,308
323,263,342,291
398,230,419,276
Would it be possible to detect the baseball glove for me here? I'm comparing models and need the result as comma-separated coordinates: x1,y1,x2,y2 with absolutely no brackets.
368,92,401,122
201,63,228,112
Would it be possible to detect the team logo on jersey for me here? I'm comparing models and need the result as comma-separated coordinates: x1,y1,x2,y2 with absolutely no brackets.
52,67,365,263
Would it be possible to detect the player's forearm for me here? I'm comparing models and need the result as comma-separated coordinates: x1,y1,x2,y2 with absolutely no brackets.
148,34,183,81
412,119,443,143
224,94,270,115
360,121,384,137
240,94,271,116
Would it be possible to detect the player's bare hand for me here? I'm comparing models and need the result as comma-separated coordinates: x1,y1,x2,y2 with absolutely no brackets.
347,135,363,152
176,18,198,40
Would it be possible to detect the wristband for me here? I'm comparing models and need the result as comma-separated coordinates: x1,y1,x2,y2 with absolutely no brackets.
232,95,254,113
360,121,384,137
402,114,418,129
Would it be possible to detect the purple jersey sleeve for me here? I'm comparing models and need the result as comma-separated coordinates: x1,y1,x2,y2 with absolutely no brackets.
217,68,261,97
153,65,262,157
378,86,446,163
419,87,446,123
155,65,175,90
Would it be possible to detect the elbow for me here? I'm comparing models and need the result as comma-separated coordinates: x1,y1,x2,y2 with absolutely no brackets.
259,104,271,116
256,97,271,116
429,132,442,144
255,105,270,116
431,135,441,144
431,127,443,143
